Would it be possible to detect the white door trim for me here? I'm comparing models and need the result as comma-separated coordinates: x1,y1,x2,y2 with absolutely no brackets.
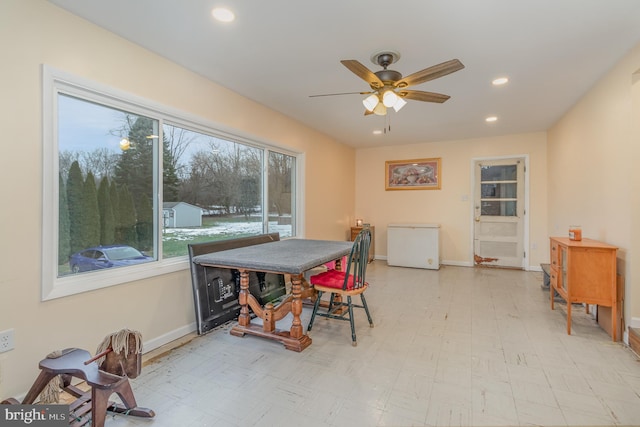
469,154,530,269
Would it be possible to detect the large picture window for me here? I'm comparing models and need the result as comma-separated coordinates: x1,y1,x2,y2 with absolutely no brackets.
43,66,299,300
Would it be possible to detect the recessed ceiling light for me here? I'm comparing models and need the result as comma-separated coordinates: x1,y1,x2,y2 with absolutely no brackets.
485,116,498,122
212,7,235,22
492,77,509,86
373,130,383,135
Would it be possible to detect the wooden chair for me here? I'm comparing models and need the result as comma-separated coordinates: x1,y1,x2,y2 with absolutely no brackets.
307,228,374,346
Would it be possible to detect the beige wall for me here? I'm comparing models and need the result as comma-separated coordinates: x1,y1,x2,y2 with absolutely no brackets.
548,43,640,337
0,0,355,397
3,0,639,400
633,70,640,328
355,132,548,268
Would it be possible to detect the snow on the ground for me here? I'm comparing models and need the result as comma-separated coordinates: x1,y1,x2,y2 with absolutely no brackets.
163,221,292,240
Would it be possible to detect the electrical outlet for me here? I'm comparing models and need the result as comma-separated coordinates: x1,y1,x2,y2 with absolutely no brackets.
0,329,15,353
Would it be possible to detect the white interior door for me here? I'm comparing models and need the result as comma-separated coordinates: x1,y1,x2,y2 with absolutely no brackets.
473,158,525,268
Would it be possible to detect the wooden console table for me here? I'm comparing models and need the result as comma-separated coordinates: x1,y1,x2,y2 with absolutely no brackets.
549,237,618,341
351,226,374,262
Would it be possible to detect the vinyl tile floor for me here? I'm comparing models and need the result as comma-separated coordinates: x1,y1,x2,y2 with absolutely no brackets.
108,263,640,426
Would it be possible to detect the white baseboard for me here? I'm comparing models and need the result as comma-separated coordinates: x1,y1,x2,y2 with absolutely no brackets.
442,260,474,267
628,317,640,329
379,258,542,271
377,257,473,268
143,322,197,354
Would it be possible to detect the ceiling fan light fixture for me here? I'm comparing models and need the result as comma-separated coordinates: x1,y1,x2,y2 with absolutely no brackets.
211,7,235,22
492,77,509,86
373,103,387,116
382,90,399,107
363,94,379,111
392,97,407,112
332,53,464,119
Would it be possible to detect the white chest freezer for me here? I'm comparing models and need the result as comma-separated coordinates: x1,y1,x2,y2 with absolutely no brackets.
387,223,440,269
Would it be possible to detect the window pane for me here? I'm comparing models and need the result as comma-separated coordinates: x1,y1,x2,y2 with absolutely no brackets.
480,165,517,181
268,151,295,238
162,124,264,258
481,200,517,216
58,94,157,277
481,183,517,198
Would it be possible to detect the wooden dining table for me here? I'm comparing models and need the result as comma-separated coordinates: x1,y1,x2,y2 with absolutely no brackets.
192,238,353,351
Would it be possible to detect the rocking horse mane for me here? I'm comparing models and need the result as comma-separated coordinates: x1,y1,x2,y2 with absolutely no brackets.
95,328,143,366
95,328,143,379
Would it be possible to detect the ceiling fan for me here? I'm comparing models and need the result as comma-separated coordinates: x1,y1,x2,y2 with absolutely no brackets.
312,51,464,116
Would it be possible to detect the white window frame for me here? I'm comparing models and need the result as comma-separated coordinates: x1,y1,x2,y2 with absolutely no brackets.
42,65,302,301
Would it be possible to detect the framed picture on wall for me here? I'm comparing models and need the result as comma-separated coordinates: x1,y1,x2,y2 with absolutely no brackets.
385,158,441,190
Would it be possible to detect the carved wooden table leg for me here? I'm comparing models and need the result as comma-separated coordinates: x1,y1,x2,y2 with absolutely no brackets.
237,270,251,327
230,269,311,351
263,303,275,333
290,274,304,339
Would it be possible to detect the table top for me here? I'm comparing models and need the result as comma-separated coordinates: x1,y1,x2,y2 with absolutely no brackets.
192,238,353,275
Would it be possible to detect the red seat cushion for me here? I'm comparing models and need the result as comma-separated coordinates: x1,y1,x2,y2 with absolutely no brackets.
310,269,366,290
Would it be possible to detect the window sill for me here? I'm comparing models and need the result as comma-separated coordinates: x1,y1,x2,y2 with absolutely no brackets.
42,257,190,301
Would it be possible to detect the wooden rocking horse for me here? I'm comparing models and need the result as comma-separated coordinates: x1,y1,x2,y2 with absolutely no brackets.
1,329,154,427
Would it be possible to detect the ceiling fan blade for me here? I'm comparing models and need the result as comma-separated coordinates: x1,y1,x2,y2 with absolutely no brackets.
395,59,464,88
340,60,384,89
399,90,451,103
309,91,372,98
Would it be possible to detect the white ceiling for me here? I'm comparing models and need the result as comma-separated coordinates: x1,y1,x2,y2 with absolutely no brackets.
48,0,640,148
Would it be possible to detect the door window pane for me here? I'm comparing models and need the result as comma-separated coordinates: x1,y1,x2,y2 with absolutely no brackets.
481,200,517,216
481,165,517,181
480,164,518,216
481,183,517,198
